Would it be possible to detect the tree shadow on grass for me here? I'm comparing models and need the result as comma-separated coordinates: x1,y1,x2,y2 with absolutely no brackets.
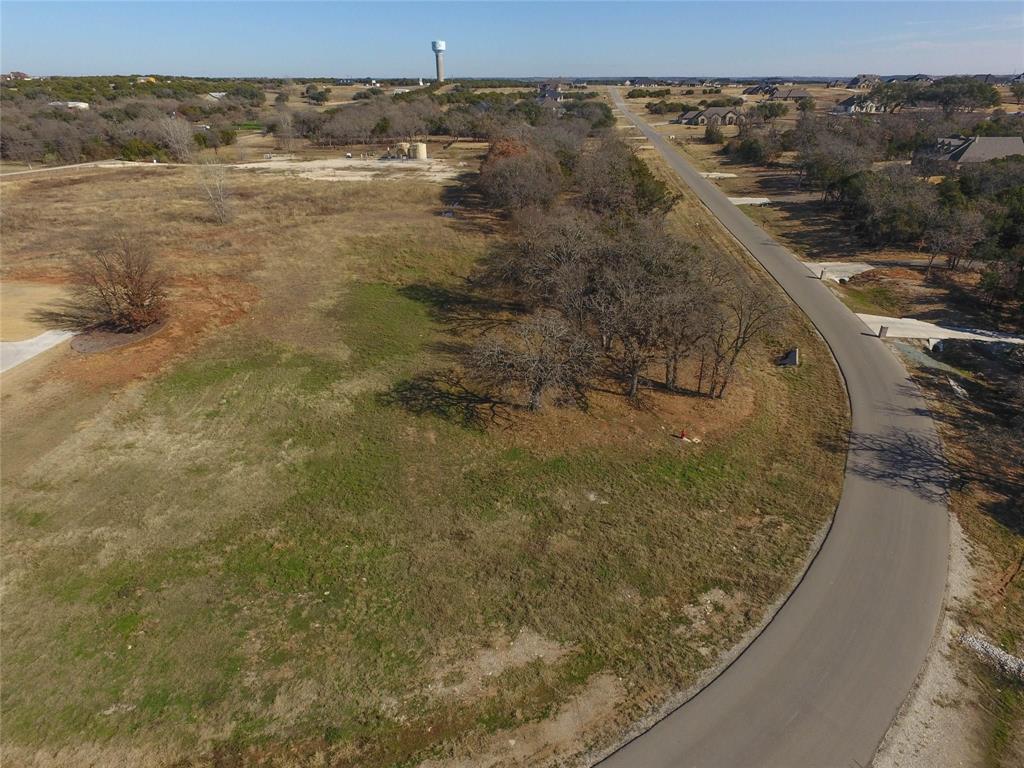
439,173,502,236
767,199,866,259
378,370,514,429
398,282,520,334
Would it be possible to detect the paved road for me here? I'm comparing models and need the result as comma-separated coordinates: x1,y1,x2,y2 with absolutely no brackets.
602,91,949,768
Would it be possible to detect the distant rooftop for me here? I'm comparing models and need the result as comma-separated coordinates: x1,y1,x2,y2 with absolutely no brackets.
939,136,1024,164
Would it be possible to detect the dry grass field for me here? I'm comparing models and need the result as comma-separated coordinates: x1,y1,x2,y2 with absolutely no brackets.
1,146,845,766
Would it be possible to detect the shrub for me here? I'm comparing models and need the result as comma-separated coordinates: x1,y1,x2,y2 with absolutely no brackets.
35,235,168,333
479,150,562,210
728,137,771,163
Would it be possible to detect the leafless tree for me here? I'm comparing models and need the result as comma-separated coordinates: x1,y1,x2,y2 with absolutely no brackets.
196,160,232,224
275,110,295,152
701,281,782,398
924,206,986,274
469,312,595,411
574,136,673,217
595,219,697,400
478,150,562,211
657,278,715,391
795,131,874,201
480,207,605,329
157,116,195,162
0,118,42,166
34,234,168,333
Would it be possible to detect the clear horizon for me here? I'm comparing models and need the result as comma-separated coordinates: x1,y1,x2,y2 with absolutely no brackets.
1,1,1022,79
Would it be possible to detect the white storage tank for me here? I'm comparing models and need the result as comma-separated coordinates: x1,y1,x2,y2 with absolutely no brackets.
412,142,428,160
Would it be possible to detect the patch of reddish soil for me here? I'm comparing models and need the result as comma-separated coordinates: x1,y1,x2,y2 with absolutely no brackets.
52,275,257,389
501,372,757,457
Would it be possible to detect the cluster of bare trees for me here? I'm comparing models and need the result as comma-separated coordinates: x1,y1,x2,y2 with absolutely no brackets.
727,109,1024,323
276,89,610,152
468,140,779,410
272,97,443,146
478,123,675,219
0,96,245,165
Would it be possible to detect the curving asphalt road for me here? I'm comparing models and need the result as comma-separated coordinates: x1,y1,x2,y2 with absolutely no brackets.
602,90,950,768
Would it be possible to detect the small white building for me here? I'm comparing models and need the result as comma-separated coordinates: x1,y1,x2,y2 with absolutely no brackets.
47,101,89,110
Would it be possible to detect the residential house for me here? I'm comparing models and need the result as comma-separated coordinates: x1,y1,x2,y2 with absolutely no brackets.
676,106,738,126
538,81,566,101
771,88,813,101
884,74,934,86
831,96,884,114
933,136,1024,164
702,106,738,125
847,74,880,90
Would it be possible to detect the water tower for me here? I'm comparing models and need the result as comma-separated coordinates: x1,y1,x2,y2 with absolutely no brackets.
431,40,446,82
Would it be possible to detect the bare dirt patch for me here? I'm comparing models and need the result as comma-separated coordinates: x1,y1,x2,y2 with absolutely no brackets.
233,156,461,183
419,674,626,768
499,374,756,459
0,281,68,341
430,629,570,700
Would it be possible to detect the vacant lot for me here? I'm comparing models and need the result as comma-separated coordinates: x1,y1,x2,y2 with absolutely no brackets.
1,155,845,766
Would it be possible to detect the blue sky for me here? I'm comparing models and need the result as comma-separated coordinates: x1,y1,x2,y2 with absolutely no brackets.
2,1,1022,78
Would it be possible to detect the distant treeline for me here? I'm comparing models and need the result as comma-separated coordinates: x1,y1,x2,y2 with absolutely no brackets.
719,102,1024,322
1,75,278,104
271,90,612,146
1,78,610,166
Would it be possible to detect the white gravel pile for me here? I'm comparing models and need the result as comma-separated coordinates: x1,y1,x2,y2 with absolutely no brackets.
960,634,1024,682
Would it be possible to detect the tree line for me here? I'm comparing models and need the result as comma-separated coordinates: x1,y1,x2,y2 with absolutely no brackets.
868,76,1002,117
461,115,781,411
715,104,1024,324
1,75,276,105
1,82,614,165
270,90,612,147
1,94,247,164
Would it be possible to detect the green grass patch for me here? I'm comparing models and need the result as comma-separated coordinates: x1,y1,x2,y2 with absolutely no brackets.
838,282,906,316
333,282,433,369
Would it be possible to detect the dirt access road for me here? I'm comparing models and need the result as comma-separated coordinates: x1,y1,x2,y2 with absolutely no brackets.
600,90,949,768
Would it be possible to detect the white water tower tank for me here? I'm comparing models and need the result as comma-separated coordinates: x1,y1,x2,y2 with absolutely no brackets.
431,40,446,82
